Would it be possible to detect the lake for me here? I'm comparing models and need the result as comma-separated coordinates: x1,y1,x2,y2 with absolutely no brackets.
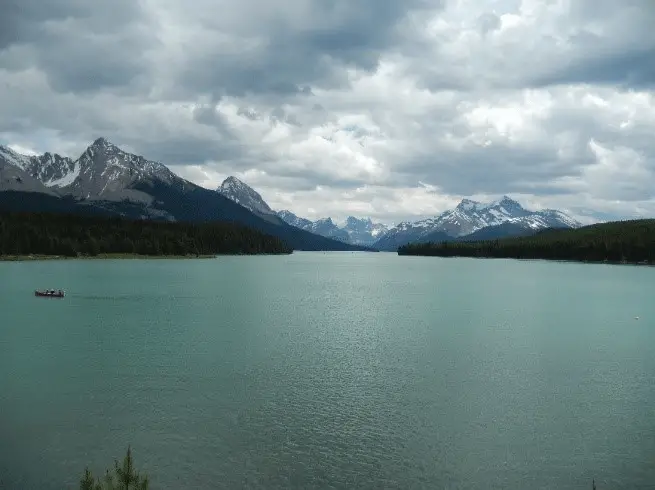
1,252,654,489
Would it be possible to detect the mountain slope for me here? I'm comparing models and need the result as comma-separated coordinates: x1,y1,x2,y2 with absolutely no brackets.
373,196,581,251
0,140,371,251
450,222,539,242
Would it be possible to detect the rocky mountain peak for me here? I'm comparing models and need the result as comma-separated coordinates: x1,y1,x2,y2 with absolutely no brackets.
456,198,483,212
345,216,373,227
221,175,243,186
493,195,522,208
91,137,110,148
217,176,275,216
61,139,181,200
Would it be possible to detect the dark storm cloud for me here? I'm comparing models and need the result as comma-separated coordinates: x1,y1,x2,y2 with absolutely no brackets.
530,0,655,90
173,0,441,98
132,136,246,167
397,142,594,197
0,0,143,48
533,47,655,90
0,0,154,93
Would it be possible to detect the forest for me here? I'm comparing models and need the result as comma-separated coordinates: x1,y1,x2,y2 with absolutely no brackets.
0,210,293,257
397,219,655,264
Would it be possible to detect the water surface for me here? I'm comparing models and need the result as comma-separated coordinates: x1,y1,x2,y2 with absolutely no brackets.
1,253,654,489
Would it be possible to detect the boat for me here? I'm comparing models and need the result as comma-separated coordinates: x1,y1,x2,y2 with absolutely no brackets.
35,289,65,298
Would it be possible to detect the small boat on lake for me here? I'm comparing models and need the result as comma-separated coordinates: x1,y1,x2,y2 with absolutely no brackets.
35,289,65,298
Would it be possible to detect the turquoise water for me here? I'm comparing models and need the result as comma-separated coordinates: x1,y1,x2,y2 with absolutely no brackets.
1,253,654,489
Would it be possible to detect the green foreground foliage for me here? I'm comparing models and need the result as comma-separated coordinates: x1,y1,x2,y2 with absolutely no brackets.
0,210,292,257
80,447,148,490
398,219,655,264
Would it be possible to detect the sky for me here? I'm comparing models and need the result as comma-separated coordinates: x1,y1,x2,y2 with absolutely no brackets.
1,0,654,226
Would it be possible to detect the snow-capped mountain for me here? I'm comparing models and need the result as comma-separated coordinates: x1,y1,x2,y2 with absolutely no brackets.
428,196,579,236
63,137,186,201
217,176,276,216
1,138,187,202
0,145,76,189
343,217,389,245
373,196,581,251
276,210,389,246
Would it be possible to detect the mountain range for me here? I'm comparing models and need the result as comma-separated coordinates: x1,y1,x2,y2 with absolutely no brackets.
371,196,582,251
215,177,390,246
0,139,370,251
215,177,581,251
275,212,389,246
0,137,582,252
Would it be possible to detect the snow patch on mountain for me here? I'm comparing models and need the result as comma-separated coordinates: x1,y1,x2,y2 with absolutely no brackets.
48,161,80,188
0,145,33,171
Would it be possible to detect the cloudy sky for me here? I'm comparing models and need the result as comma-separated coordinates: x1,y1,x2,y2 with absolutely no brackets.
1,0,654,225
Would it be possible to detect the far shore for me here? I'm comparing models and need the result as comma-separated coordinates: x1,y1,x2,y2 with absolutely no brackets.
0,253,218,262
397,253,655,267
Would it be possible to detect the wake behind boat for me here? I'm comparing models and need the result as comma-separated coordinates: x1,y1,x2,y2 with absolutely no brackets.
35,289,65,298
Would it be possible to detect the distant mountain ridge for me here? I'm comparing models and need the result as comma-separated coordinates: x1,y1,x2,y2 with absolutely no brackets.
216,176,389,246
372,196,581,251
0,140,371,252
214,175,581,250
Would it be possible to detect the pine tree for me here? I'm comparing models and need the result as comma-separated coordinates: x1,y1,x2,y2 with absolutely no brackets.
79,447,149,490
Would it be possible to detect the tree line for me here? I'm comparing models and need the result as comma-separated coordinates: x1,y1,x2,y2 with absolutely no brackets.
397,219,655,264
0,210,293,257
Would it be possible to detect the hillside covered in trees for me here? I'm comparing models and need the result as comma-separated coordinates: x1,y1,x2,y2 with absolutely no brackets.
0,210,292,257
397,219,655,264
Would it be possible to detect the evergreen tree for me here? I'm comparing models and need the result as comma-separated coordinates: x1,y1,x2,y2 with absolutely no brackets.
79,447,149,490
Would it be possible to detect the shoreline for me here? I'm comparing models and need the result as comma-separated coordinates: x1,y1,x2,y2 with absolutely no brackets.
0,253,218,262
397,253,655,267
